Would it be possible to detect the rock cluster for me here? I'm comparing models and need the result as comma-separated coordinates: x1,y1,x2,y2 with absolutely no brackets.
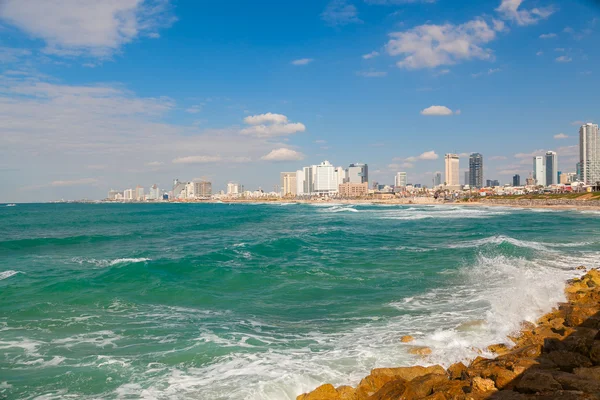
297,269,600,400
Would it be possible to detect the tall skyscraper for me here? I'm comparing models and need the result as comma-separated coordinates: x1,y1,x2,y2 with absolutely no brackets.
193,180,212,197
395,172,407,187
579,123,600,184
464,171,469,186
513,174,521,186
227,182,241,195
313,161,338,195
445,154,460,186
434,172,442,187
545,151,558,185
468,153,484,188
345,163,368,184
280,173,297,196
135,185,145,201
533,156,546,186
148,184,160,200
296,170,305,195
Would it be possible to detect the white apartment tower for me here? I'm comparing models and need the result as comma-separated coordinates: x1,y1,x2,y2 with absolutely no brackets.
580,123,600,185
533,156,546,186
395,172,407,187
444,154,460,186
313,161,338,195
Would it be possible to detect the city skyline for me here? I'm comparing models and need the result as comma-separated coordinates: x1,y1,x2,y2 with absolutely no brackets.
0,0,598,202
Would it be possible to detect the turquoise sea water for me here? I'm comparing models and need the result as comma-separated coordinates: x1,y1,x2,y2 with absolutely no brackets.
1,203,600,399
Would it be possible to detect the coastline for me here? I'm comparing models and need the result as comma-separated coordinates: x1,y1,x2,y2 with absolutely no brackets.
297,268,600,399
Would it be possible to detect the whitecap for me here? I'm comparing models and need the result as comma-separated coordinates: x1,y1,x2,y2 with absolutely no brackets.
0,270,22,281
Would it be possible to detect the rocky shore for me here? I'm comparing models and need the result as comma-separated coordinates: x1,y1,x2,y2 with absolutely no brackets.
478,198,600,209
297,269,600,400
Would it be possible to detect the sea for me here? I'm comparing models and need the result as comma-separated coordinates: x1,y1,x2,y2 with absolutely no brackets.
1,202,599,399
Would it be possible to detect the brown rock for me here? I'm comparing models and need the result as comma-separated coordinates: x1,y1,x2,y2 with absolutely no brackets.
488,343,511,355
591,341,600,365
471,377,497,393
354,365,445,398
510,358,540,376
401,373,449,399
565,305,599,327
431,380,470,399
447,362,468,380
485,366,517,389
368,379,407,400
483,391,528,400
514,370,562,394
297,384,340,400
400,335,414,343
408,346,432,356
576,266,587,271
545,351,593,372
573,366,600,381
550,370,600,393
422,393,447,400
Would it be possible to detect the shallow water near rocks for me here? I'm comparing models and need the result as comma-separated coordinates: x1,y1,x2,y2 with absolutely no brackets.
1,203,599,399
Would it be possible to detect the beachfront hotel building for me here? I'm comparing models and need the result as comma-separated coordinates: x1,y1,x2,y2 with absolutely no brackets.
345,163,368,184
295,161,368,196
193,180,212,197
339,182,368,198
444,154,460,187
533,156,546,186
395,172,407,188
468,153,484,188
545,151,558,185
579,123,600,184
280,172,297,196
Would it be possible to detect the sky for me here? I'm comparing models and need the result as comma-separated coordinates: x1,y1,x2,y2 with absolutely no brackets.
0,0,598,202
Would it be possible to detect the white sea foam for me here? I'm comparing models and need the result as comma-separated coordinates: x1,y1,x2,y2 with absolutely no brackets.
72,257,151,267
447,235,550,251
52,330,122,349
0,270,22,281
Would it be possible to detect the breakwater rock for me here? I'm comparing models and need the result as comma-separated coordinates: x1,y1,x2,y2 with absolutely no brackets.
297,269,600,400
480,198,600,208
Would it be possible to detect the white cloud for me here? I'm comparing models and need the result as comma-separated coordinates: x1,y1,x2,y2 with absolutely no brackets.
472,68,501,78
291,58,313,66
172,155,222,164
555,55,572,63
490,156,508,160
554,133,569,140
322,0,362,26
315,139,327,144
420,105,455,116
241,113,306,138
0,0,176,58
185,105,202,114
556,145,578,157
260,148,305,161
0,47,32,63
536,51,543,56
496,0,555,26
514,149,545,159
435,69,451,76
386,18,498,69
405,150,439,162
362,51,380,59
357,70,387,78
145,161,164,166
50,178,98,187
539,33,557,39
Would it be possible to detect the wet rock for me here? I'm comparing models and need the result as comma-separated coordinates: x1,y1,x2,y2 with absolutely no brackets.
550,370,600,393
354,365,445,398
368,379,407,400
484,366,517,389
591,341,600,365
514,370,562,394
510,358,540,376
471,377,497,393
408,346,432,356
402,373,449,399
297,384,340,400
573,366,600,381
447,362,468,380
400,335,414,343
488,343,511,356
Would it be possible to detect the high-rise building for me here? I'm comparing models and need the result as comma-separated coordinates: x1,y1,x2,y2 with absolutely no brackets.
173,179,187,199
533,156,546,186
227,182,241,195
445,154,460,186
486,179,499,187
513,174,521,186
545,151,558,185
433,172,442,187
296,170,305,195
464,171,469,186
579,123,600,184
469,153,484,188
148,184,160,200
280,173,297,196
345,163,368,184
313,161,338,195
395,172,407,188
193,180,212,197
123,188,134,200
107,189,121,200
135,185,145,201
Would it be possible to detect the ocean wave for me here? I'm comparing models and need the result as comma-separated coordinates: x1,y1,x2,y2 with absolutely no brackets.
0,270,22,281
72,257,151,267
447,235,593,251
374,206,509,220
319,206,359,213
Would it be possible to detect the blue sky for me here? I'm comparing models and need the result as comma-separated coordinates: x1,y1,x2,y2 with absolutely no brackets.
0,0,598,201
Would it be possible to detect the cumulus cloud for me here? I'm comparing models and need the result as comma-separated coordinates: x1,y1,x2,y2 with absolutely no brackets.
362,51,380,59
0,0,176,58
514,149,545,159
472,68,501,78
145,161,164,166
172,156,222,164
554,133,569,139
322,0,362,26
185,105,202,114
555,55,572,63
386,18,499,69
496,0,555,26
490,156,508,160
260,148,305,161
291,58,314,66
405,150,439,162
420,105,455,116
241,113,306,138
539,33,557,39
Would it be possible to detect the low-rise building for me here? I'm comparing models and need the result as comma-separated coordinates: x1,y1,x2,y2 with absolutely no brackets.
338,182,369,198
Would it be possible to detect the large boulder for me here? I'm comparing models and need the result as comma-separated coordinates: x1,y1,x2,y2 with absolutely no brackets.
471,377,497,393
297,384,340,400
514,370,562,394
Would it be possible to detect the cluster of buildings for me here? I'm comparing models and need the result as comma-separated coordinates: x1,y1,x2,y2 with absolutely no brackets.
105,123,600,202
